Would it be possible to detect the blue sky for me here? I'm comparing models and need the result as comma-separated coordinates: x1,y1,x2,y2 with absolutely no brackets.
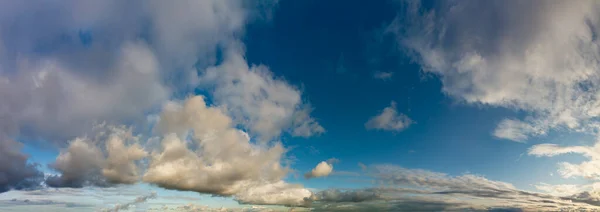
3,0,600,211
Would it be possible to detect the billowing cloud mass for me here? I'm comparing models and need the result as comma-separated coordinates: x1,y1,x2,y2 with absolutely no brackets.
365,101,413,132
305,161,334,179
309,164,600,211
0,138,43,192
394,0,600,141
143,96,312,206
46,126,148,187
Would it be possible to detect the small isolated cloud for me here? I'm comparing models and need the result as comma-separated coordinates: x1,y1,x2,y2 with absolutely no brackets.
493,119,546,142
373,71,393,80
305,161,334,179
365,101,413,132
100,192,157,212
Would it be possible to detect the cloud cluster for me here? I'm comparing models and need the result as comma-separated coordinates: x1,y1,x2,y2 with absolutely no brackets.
529,140,600,180
46,126,147,187
0,1,326,208
143,96,312,206
308,164,600,211
365,101,413,132
304,161,334,179
394,0,600,141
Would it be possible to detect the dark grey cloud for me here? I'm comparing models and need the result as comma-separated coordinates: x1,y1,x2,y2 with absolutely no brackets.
0,138,43,193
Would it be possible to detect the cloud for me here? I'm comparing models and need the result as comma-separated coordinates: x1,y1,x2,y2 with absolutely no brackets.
309,164,600,211
373,71,393,80
100,192,157,212
143,95,312,206
305,161,334,179
493,119,546,142
365,101,413,132
529,140,600,180
198,49,324,141
46,125,148,187
0,137,43,192
393,0,600,142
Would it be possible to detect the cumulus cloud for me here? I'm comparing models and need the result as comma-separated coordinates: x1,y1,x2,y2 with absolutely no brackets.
365,101,413,132
46,126,148,187
0,137,43,192
305,161,334,179
143,96,312,206
393,0,600,142
529,140,600,180
309,164,600,211
198,49,324,141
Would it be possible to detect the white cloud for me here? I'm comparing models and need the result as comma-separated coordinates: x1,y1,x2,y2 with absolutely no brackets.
198,50,324,141
305,161,334,179
365,101,413,132
143,95,312,206
529,141,600,180
394,0,600,142
493,119,546,142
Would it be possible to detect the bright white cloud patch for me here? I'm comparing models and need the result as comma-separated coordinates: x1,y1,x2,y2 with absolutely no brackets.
529,141,600,180
395,0,600,142
365,101,413,132
305,161,334,179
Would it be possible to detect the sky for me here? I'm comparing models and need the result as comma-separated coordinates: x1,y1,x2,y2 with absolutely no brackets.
3,0,600,211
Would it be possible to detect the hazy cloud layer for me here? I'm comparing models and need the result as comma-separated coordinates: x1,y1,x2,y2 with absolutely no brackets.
365,101,413,132
394,0,600,142
309,164,600,211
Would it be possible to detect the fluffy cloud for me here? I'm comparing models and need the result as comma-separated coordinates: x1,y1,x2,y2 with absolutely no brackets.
365,101,413,132
0,137,43,192
143,96,312,206
529,141,600,180
304,161,334,179
394,0,600,142
198,50,324,141
309,164,600,211
46,126,147,187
